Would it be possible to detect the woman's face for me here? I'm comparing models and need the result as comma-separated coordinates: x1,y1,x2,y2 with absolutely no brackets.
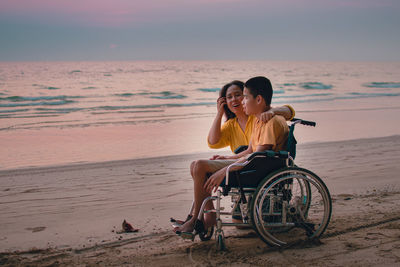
225,85,244,114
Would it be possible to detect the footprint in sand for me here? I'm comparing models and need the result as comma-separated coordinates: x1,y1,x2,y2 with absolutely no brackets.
25,226,46,233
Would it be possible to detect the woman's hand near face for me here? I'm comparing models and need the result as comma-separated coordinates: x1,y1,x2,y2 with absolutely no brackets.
208,97,226,145
217,97,226,116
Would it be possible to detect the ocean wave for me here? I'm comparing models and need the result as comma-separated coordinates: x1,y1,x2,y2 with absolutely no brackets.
363,82,400,88
69,70,82,74
82,87,97,90
0,95,83,102
32,84,61,90
198,88,220,92
0,108,30,113
0,100,75,108
281,83,296,87
150,91,187,99
114,92,150,97
92,102,214,111
114,91,187,99
91,109,164,115
35,107,84,114
115,93,136,97
274,93,333,99
300,82,332,90
273,92,400,104
33,102,207,115
0,114,60,119
348,92,400,97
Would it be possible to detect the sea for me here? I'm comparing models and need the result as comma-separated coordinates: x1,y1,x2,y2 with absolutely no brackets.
1,61,400,169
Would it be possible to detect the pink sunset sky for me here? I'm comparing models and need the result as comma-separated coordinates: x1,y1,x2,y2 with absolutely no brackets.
0,0,399,60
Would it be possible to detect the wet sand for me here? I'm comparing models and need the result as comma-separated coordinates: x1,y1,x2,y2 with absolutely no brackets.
1,135,400,266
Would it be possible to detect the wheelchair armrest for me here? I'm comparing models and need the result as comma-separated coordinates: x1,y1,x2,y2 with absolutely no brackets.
234,145,248,154
225,161,249,186
247,150,289,161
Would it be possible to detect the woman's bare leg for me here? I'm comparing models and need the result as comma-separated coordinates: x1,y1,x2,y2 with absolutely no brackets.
176,160,217,233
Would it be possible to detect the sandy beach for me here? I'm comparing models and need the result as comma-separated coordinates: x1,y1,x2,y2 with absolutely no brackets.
1,135,400,266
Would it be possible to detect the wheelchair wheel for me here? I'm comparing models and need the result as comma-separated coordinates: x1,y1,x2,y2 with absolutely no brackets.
250,167,331,247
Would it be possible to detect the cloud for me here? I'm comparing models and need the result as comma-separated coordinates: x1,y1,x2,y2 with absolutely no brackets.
0,0,399,61
1,0,398,27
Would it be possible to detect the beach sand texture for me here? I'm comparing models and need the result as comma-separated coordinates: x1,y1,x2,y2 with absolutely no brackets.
1,61,400,265
1,135,400,266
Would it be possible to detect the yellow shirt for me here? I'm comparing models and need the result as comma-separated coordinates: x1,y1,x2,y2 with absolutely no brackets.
251,115,289,152
208,115,256,152
207,105,294,152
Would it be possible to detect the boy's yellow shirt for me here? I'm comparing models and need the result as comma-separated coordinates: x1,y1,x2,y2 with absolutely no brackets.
250,115,289,152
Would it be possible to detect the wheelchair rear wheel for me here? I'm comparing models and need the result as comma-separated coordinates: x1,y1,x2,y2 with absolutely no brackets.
250,167,331,247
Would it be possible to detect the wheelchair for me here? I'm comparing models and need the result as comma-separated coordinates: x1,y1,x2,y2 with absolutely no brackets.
177,118,332,250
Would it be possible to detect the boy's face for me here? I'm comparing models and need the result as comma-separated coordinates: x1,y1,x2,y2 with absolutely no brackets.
242,87,257,115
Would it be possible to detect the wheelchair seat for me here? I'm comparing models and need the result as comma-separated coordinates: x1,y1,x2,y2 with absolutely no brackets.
222,152,287,191
222,116,305,192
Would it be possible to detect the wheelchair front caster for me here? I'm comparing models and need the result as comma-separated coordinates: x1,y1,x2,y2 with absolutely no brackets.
216,234,226,251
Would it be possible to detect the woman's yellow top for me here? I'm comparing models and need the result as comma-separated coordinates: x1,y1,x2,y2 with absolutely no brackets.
207,105,295,152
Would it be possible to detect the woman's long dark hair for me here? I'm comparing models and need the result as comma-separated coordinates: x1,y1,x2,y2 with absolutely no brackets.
220,80,244,121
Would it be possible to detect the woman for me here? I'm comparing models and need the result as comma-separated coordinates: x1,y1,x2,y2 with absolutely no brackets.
174,80,294,231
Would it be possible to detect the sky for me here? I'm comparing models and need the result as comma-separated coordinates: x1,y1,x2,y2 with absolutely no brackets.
0,0,399,61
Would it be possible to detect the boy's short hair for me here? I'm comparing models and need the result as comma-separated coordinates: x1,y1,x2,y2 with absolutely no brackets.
244,76,273,105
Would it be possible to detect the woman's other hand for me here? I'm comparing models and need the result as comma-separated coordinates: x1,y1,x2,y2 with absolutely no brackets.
260,109,275,123
209,155,230,160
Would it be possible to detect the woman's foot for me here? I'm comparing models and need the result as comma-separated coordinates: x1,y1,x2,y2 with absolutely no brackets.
174,219,195,234
170,214,193,226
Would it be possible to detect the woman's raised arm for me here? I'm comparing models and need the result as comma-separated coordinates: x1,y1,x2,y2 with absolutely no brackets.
207,97,226,145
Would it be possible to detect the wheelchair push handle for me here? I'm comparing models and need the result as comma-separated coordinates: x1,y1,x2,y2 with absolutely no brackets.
291,118,316,127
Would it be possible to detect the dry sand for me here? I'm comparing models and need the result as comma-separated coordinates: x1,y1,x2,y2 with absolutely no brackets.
1,135,400,266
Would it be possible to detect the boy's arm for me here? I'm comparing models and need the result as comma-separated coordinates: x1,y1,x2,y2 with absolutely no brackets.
260,105,294,122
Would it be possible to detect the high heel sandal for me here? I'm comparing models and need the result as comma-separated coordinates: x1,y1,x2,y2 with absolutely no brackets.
170,214,192,228
174,219,214,241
